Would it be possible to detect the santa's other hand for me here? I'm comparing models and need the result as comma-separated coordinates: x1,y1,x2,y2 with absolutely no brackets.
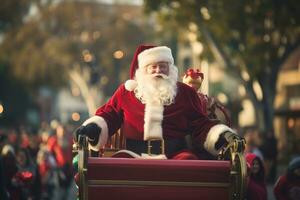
214,131,241,150
74,123,101,146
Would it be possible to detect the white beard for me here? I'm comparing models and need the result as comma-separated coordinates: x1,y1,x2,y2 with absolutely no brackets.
134,65,178,105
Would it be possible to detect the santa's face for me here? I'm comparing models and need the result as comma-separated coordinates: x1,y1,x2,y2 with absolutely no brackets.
134,62,178,105
145,62,170,78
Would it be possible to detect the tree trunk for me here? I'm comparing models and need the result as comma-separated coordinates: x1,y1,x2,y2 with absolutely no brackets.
261,82,275,133
196,16,265,130
69,69,103,117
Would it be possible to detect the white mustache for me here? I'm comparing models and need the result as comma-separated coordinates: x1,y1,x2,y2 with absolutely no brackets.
151,73,169,79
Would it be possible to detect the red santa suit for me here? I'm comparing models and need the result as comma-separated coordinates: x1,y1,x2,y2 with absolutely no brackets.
83,45,235,158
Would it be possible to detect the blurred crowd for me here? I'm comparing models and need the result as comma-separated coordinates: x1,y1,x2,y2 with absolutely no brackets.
0,120,299,200
0,121,77,200
243,127,300,200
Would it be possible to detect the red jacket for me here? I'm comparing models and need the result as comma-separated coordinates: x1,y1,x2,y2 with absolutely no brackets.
246,153,267,200
274,174,300,200
47,135,72,167
274,157,300,200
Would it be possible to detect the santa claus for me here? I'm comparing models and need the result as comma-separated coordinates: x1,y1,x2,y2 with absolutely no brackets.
74,44,240,159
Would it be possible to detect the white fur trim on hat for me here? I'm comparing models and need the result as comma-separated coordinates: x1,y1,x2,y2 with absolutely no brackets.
125,79,138,91
144,103,164,141
203,124,236,156
82,115,109,151
138,46,174,69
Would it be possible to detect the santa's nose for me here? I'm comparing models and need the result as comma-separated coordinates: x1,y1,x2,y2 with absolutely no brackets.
154,66,163,73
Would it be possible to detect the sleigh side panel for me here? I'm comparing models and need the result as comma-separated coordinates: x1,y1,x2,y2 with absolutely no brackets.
86,158,231,200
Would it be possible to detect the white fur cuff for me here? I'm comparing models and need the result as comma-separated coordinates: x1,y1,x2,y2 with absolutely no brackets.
82,115,109,151
203,124,235,156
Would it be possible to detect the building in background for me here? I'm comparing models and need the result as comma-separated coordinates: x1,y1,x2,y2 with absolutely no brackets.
274,47,300,162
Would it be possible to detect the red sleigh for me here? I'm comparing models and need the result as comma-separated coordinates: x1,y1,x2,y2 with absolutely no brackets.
75,134,247,200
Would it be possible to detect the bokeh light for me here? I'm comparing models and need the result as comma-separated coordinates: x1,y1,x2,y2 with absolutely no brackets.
0,104,3,114
113,50,124,59
72,112,80,121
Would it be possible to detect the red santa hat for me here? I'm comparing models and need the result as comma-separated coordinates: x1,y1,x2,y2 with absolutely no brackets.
125,44,174,91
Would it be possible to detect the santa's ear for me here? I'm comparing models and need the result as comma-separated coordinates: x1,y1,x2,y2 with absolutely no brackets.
125,80,137,91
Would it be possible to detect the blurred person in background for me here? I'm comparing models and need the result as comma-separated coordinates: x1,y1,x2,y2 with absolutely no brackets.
0,153,9,199
19,127,30,149
6,129,18,150
260,128,278,184
36,123,57,199
0,133,9,199
245,153,267,200
1,144,23,200
19,127,41,165
36,146,57,200
47,122,76,200
0,130,8,151
243,127,264,161
274,156,300,200
15,147,41,200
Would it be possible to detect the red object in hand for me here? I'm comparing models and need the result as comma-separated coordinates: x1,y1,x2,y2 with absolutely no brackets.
185,68,204,80
15,171,33,183
21,171,33,180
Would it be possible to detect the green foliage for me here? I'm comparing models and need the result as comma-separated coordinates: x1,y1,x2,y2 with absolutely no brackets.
0,1,154,126
144,0,300,130
144,0,300,78
0,1,153,93
0,63,32,126
0,0,36,126
0,0,32,32
0,22,70,89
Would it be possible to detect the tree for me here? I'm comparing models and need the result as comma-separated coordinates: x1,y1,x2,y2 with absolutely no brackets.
0,0,154,125
0,0,36,127
144,0,300,132
0,0,32,32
